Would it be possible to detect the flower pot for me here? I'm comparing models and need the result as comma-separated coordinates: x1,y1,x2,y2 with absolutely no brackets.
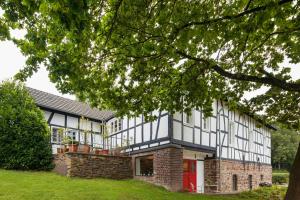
57,148,64,154
68,144,78,152
95,149,101,155
94,149,108,155
101,149,109,155
82,144,90,153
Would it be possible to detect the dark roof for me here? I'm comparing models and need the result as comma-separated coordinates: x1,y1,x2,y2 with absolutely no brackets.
27,87,114,121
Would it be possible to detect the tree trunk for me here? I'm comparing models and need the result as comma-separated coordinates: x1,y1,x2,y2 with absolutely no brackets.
285,142,300,200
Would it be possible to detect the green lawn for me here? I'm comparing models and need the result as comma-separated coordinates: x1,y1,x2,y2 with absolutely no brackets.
0,170,286,200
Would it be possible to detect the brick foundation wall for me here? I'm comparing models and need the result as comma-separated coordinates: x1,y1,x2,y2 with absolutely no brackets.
204,159,220,193
204,159,272,193
132,147,183,192
53,152,132,179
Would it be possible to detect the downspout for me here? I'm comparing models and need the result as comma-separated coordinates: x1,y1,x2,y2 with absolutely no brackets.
217,106,224,193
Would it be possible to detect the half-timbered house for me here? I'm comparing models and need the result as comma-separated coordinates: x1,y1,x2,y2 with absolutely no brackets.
28,87,273,194
28,87,114,153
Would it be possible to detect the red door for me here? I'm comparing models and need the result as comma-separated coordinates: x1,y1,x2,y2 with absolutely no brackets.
183,159,197,192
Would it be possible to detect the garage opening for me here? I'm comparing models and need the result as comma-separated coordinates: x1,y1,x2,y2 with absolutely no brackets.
135,155,154,176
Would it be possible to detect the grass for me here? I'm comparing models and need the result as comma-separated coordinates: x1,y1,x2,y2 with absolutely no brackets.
0,170,286,200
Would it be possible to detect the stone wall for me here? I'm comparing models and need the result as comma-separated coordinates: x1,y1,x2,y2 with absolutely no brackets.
132,147,183,192
204,159,272,193
53,152,132,179
204,159,220,193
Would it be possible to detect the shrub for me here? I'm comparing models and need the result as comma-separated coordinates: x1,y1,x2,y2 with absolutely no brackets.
0,81,53,170
272,174,289,184
239,186,287,200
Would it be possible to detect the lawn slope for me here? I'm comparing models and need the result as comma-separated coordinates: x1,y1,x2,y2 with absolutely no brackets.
0,170,284,200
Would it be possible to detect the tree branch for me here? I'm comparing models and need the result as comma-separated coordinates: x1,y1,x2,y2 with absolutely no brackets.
211,65,300,92
176,50,300,92
172,0,292,37
244,0,253,11
104,0,123,45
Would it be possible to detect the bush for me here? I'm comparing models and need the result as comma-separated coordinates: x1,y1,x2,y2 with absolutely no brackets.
239,186,287,200
272,174,289,184
0,81,53,170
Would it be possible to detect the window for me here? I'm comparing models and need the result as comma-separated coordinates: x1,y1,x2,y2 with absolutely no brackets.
135,155,154,176
202,116,210,130
67,130,77,141
114,120,118,132
260,175,264,181
110,119,122,133
110,122,114,133
183,112,193,125
229,121,235,146
52,127,63,143
232,174,238,191
118,120,122,131
248,175,253,190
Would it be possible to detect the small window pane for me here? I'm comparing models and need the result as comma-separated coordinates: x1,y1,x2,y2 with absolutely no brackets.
114,121,118,132
118,120,122,131
111,122,114,133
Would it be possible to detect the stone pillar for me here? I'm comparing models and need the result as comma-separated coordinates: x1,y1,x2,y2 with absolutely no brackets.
204,159,220,193
154,147,183,192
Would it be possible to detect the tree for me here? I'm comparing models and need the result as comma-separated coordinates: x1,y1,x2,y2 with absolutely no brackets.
0,0,299,198
0,81,53,170
272,127,300,170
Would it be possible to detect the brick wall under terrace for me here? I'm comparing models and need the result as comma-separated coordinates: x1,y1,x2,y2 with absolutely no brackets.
204,159,272,193
53,152,133,179
132,147,183,192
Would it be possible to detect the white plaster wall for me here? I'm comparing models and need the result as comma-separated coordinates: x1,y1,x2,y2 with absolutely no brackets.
50,113,65,126
67,116,78,129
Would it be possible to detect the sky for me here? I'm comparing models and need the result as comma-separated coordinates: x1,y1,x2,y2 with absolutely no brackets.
0,39,75,99
0,36,299,101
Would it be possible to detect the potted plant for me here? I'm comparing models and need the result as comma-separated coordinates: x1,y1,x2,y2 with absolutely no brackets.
68,140,79,153
100,123,110,155
80,117,91,153
63,136,79,153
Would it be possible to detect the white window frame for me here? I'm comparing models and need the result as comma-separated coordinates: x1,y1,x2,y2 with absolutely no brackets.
183,111,194,126
51,126,63,144
110,122,114,133
66,129,79,142
110,119,122,134
114,120,118,132
118,119,122,131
